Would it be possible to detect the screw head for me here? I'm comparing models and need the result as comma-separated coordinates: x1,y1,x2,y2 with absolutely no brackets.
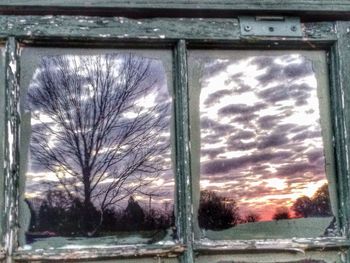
244,25,252,32
291,25,297,32
268,26,274,32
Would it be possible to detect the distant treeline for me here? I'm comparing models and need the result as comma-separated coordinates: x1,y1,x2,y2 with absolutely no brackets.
26,190,174,237
198,183,333,230
26,183,332,236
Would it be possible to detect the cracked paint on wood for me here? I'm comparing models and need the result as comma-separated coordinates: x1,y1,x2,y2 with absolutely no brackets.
174,40,194,263
3,38,20,262
194,237,350,253
0,16,335,43
1,1,350,21
13,244,185,261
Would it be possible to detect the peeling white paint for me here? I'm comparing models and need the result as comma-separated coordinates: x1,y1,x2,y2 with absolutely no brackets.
156,240,176,246
42,15,53,19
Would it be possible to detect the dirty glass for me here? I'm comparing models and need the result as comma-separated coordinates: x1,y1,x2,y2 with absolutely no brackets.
19,48,175,248
189,50,337,240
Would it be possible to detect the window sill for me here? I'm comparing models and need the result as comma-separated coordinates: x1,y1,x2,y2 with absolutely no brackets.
194,237,350,254
13,244,185,261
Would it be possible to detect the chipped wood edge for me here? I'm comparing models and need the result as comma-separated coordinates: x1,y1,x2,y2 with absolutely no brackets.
13,244,186,261
174,39,194,263
194,237,350,254
3,37,20,261
1,1,350,16
0,16,335,43
330,21,350,239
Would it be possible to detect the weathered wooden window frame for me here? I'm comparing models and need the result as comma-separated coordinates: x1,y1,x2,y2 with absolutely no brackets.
0,14,350,263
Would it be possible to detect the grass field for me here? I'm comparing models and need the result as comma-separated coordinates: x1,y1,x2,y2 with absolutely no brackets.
204,217,334,240
23,229,173,250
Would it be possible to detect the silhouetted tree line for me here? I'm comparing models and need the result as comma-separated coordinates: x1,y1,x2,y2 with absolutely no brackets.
198,184,332,230
198,190,240,230
273,207,291,220
27,184,332,235
198,190,262,230
26,190,173,237
292,183,332,218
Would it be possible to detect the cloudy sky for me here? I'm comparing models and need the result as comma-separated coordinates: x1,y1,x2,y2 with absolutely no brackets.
24,53,174,211
24,51,331,222
196,53,329,220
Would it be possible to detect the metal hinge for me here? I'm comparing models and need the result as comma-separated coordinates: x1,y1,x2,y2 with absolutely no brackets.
239,16,302,37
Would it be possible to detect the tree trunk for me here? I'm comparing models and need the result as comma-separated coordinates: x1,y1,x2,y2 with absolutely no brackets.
82,168,96,235
83,169,91,207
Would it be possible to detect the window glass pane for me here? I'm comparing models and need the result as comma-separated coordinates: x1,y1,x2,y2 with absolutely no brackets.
189,50,337,240
19,48,174,248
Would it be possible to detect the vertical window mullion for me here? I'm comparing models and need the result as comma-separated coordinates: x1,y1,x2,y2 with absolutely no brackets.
331,21,350,239
174,39,194,263
0,40,5,261
3,37,20,258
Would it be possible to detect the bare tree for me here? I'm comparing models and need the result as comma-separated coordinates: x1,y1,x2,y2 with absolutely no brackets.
27,53,171,235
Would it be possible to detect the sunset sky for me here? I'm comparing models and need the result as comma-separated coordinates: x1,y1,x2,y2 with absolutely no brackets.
197,53,329,220
24,51,332,222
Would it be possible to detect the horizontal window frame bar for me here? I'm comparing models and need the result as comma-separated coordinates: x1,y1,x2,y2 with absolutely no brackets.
0,16,336,43
13,244,186,261
194,237,350,254
1,2,350,21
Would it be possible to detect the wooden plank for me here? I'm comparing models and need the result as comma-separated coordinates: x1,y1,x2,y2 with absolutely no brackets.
1,1,350,20
3,37,20,260
194,237,350,253
197,251,343,263
2,0,350,8
174,40,194,263
13,244,185,261
329,21,350,240
0,30,5,251
0,16,336,44
1,16,240,41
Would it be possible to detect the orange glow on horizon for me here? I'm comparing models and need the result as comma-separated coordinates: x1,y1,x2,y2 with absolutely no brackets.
200,179,329,221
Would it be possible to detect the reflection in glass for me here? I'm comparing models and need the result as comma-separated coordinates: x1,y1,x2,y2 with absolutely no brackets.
194,53,334,236
24,53,173,243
